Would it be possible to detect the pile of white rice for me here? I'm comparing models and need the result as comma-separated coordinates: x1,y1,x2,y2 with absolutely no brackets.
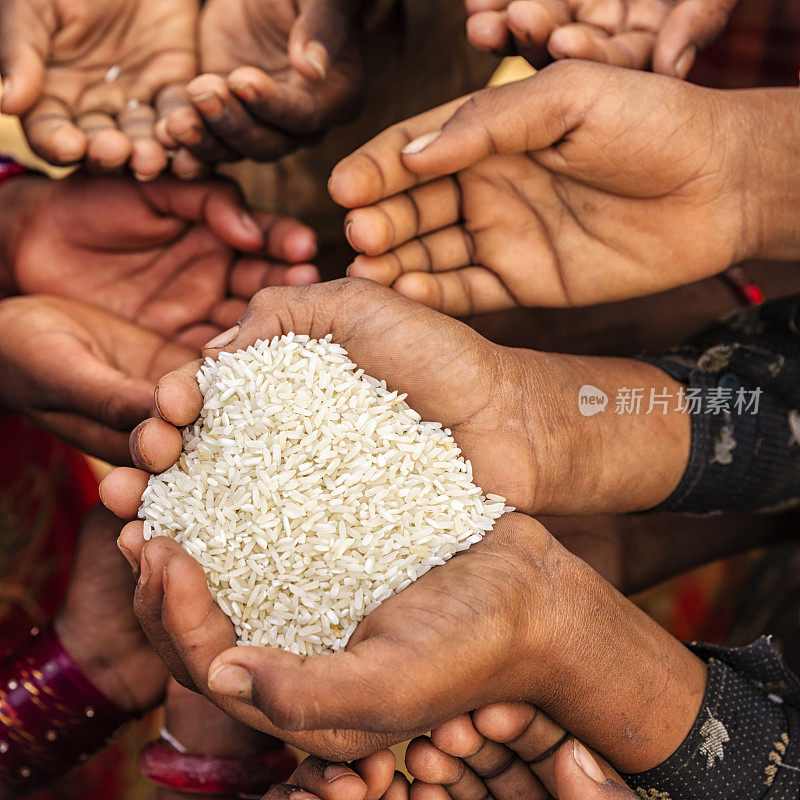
140,334,511,656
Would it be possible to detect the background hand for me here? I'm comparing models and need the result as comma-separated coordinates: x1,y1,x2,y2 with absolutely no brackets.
0,295,195,463
157,0,364,172
54,504,168,714
2,174,319,348
0,0,198,176
465,0,737,77
331,62,758,315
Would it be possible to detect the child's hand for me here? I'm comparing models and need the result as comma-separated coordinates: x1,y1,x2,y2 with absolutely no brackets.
465,0,738,77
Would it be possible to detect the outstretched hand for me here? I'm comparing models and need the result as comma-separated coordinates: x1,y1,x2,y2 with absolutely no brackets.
0,0,198,176
2,173,319,348
156,0,364,172
331,61,775,315
465,0,738,77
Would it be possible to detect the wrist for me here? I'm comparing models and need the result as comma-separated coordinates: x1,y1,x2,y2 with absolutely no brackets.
516,350,690,514
54,614,164,715
731,88,800,262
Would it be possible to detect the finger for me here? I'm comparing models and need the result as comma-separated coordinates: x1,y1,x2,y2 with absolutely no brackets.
552,741,630,798
348,227,474,285
0,0,51,115
153,360,204,427
160,547,239,689
186,74,292,161
385,773,411,800
32,410,133,465
76,111,133,171
171,146,212,180
289,756,367,800
227,65,352,136
21,96,87,165
409,781,450,800
210,298,249,329
507,0,571,47
164,101,238,163
155,83,195,148
343,177,460,256
257,211,318,264
351,750,397,800
328,95,468,208
174,324,225,351
398,68,602,180
547,24,656,68
428,716,547,800
100,467,151,520
472,703,567,792
118,102,168,181
134,537,201,690
230,259,321,298
141,178,264,251
466,11,514,54
653,0,738,78
290,0,354,80
392,268,516,316
118,520,145,574
130,417,183,473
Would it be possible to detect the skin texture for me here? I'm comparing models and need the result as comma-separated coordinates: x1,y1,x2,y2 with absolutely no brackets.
331,61,800,316
0,295,196,463
54,505,168,714
0,174,319,348
101,280,703,770
464,0,738,77
157,0,364,172
0,0,198,175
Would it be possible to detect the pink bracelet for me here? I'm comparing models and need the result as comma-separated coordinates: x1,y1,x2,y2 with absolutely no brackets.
0,621,132,794
139,738,297,797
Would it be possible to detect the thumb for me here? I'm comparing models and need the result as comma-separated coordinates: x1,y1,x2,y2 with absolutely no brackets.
652,0,738,78
289,0,357,81
399,63,601,177
0,0,52,115
554,741,635,799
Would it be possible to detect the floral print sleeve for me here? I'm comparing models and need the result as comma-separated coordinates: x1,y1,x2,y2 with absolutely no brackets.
641,294,800,513
622,638,800,799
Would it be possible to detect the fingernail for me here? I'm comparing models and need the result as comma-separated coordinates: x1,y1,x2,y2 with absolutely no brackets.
239,209,262,239
139,547,152,588
190,91,224,120
402,131,441,155
208,664,253,700
289,793,317,800
229,82,257,103
203,325,240,351
117,539,139,576
674,45,696,79
134,170,158,183
344,220,361,252
572,741,606,783
324,764,355,782
305,42,329,80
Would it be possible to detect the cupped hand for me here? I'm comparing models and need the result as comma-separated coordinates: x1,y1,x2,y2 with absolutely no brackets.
54,504,168,714
406,704,635,800
465,0,737,77
331,61,756,315
0,294,195,463
157,0,364,172
0,0,198,176
102,503,704,772
2,173,319,347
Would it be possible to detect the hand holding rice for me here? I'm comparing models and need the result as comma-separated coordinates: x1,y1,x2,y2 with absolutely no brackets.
139,334,511,656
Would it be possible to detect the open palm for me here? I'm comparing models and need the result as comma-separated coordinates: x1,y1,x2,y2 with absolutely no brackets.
158,0,363,166
0,0,198,176
5,174,319,348
334,62,751,315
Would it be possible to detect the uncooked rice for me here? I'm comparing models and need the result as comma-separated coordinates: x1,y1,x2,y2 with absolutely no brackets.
140,334,512,656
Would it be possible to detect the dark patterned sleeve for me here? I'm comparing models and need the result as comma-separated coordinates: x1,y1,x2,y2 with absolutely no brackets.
621,638,800,800
640,294,800,513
